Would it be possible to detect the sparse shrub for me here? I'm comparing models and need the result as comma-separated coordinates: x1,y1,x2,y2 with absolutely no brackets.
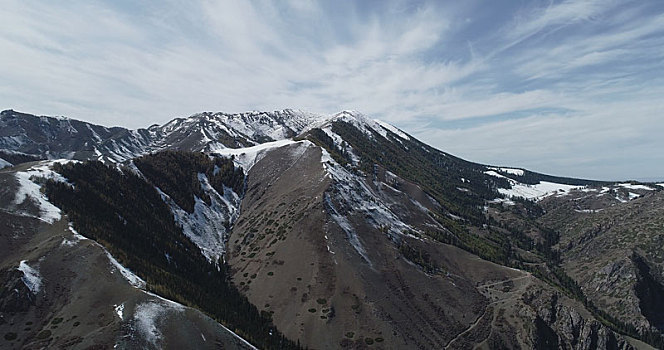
37,330,51,339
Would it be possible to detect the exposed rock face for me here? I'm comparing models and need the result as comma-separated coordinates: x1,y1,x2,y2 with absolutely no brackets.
522,288,634,350
633,253,664,332
540,189,664,336
0,269,35,314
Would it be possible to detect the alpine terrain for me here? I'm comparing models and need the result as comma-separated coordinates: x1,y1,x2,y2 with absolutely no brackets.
1,108,663,350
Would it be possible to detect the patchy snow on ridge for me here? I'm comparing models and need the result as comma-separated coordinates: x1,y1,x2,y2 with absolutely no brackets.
68,223,88,241
0,157,11,169
485,170,507,179
321,147,419,266
489,198,516,206
132,293,259,350
12,160,74,224
323,192,372,267
485,170,583,201
106,250,146,288
487,167,525,176
617,183,655,191
18,260,42,294
133,299,185,346
115,303,125,320
320,127,361,165
211,139,298,171
499,181,582,200
575,209,604,213
307,110,387,141
374,119,410,140
61,223,89,247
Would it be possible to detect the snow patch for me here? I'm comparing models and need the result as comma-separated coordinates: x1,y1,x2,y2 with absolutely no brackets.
488,167,525,176
12,160,74,223
484,170,507,179
18,260,42,294
580,188,598,192
211,139,298,171
61,224,88,246
115,303,125,320
156,173,241,263
67,223,89,241
574,209,603,213
617,183,655,191
320,147,419,266
489,198,515,206
321,127,361,165
133,299,184,346
0,157,11,169
324,193,372,267
486,170,583,201
374,119,410,140
498,181,582,200
106,251,146,288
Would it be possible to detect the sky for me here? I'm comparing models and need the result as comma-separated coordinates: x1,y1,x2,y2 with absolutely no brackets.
1,0,663,181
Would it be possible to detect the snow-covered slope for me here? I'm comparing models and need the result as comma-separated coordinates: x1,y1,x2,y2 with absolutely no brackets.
210,139,299,171
485,169,584,201
11,160,76,223
155,173,241,263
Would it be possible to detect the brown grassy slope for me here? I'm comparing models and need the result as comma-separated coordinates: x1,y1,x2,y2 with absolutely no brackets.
227,143,638,349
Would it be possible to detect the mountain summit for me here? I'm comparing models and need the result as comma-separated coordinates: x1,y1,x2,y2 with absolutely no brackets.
1,109,663,349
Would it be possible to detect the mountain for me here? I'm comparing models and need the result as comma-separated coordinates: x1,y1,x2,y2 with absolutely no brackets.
0,109,319,164
1,109,662,349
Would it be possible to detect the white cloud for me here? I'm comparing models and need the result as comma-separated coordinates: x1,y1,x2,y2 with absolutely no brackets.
502,0,613,50
0,0,662,179
415,92,664,180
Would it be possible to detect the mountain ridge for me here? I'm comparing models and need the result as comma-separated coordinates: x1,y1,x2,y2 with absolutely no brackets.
2,108,663,349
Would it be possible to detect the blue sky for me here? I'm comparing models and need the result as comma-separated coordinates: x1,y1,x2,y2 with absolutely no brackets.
1,0,663,181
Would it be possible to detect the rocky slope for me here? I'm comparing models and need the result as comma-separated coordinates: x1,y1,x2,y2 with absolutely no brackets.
538,184,664,338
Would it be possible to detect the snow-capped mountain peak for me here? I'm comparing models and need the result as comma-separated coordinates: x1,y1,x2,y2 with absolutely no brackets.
0,109,414,164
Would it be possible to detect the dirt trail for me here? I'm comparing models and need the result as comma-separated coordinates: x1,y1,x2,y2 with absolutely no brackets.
445,272,533,349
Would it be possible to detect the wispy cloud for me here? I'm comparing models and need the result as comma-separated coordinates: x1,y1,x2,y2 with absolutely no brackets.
1,0,663,179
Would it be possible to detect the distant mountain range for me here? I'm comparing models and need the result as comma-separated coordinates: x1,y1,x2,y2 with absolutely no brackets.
1,108,663,349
